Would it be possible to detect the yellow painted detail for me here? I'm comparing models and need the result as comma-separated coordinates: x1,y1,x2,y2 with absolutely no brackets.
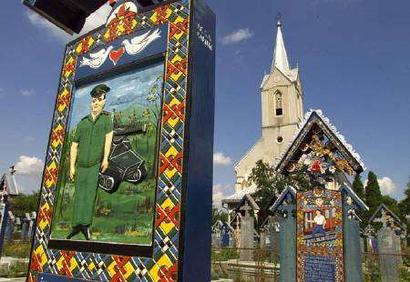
166,116,180,128
107,261,117,277
123,262,134,279
69,257,78,272
169,97,180,107
88,262,95,271
165,146,178,158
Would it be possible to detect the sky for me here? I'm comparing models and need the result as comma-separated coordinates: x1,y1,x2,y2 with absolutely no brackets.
0,0,409,205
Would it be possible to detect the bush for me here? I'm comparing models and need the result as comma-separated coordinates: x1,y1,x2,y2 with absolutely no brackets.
3,242,31,258
212,248,239,261
400,267,410,281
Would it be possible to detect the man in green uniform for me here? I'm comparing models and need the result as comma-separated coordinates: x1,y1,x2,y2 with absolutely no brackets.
67,84,113,240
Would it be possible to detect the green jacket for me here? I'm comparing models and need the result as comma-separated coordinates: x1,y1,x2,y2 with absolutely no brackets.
73,111,113,167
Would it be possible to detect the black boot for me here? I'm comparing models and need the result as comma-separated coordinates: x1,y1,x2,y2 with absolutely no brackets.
80,225,91,240
66,225,81,239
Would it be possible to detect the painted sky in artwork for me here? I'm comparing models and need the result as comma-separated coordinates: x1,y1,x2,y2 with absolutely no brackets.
70,62,163,128
0,0,409,204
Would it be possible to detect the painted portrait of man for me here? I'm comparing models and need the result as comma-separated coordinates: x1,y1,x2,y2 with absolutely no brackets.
67,84,113,240
50,62,164,246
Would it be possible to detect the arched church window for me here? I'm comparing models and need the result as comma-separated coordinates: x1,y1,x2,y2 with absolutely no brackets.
275,92,283,116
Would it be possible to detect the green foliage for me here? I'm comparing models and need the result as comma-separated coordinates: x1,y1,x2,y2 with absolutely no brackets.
364,171,383,226
248,160,311,210
212,248,239,261
212,208,228,225
398,179,410,220
353,174,365,200
363,254,381,282
400,267,410,281
381,195,400,217
10,192,40,217
0,261,28,278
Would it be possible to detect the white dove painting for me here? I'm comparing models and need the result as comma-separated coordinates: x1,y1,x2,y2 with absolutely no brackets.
80,46,114,69
122,29,161,56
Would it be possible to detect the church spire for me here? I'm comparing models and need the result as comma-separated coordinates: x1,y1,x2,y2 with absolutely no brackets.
271,19,290,73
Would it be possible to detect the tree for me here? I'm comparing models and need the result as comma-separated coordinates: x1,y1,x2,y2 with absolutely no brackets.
398,179,410,221
9,192,40,217
381,195,400,218
352,174,364,200
212,207,228,225
248,160,311,211
364,171,383,224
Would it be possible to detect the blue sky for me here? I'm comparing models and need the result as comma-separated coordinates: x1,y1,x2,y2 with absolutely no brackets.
0,0,409,202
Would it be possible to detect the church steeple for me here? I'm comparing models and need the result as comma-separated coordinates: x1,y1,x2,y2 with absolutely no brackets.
271,19,290,73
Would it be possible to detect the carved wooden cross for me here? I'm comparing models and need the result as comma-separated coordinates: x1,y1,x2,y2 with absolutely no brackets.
240,200,252,218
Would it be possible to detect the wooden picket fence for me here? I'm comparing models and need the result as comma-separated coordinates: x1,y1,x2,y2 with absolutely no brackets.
211,247,410,282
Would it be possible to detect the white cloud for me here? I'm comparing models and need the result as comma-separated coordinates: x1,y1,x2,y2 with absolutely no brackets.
221,28,253,45
365,176,398,196
14,156,43,178
25,3,111,42
213,191,225,203
212,184,235,209
20,89,35,97
377,177,398,196
213,152,231,166
25,10,71,41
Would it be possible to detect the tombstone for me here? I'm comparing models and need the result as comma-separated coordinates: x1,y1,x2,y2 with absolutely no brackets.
259,215,281,263
212,220,223,248
0,201,9,257
5,211,15,241
370,204,405,282
271,110,368,282
236,194,259,261
363,225,377,253
27,0,216,281
29,211,37,239
21,212,32,241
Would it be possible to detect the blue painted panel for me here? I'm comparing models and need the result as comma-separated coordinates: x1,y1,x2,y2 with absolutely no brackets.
0,203,8,257
38,272,87,282
75,24,168,81
180,0,215,281
343,194,363,282
279,210,296,282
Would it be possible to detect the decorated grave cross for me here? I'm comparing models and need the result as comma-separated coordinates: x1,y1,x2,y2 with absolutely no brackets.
369,204,406,282
27,0,216,281
271,109,368,282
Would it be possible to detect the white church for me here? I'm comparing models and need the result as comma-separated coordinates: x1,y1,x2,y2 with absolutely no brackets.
223,20,304,210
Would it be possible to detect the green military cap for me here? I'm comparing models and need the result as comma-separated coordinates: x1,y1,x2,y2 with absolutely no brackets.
90,84,110,98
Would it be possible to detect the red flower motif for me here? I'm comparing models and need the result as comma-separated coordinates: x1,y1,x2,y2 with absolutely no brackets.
310,160,322,173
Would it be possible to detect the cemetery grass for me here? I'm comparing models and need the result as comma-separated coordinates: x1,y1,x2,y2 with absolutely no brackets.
0,261,27,278
51,179,155,244
3,242,31,258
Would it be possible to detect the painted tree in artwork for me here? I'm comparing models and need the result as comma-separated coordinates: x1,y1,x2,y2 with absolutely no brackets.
364,171,383,221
